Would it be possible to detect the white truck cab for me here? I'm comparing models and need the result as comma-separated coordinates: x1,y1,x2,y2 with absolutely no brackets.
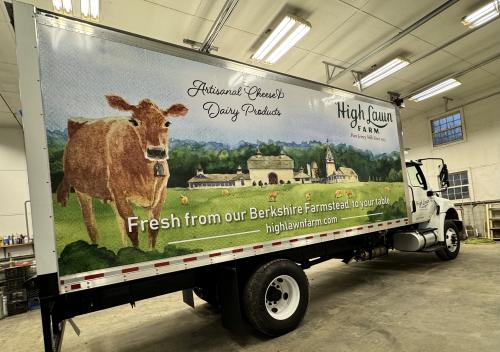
393,159,466,260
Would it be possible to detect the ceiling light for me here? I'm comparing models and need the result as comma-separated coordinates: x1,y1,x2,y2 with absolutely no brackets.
52,0,73,14
354,58,410,89
409,79,462,102
461,0,500,28
252,15,311,64
81,0,100,21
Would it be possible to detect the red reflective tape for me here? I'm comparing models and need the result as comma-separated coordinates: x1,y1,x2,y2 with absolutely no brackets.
209,252,221,257
368,225,374,228
232,248,243,253
84,273,104,280
333,231,341,234
122,267,139,273
305,236,314,239
346,229,353,232
357,227,363,230
378,223,384,227
183,257,197,263
387,222,392,225
70,283,81,290
60,280,65,285
272,241,282,246
253,244,264,249
395,220,401,223
154,261,170,267
289,239,298,243
320,233,327,237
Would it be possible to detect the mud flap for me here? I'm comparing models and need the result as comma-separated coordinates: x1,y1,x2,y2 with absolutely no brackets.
219,266,244,333
182,289,195,308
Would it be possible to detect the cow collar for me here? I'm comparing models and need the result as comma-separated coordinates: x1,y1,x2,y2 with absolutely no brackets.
154,162,165,177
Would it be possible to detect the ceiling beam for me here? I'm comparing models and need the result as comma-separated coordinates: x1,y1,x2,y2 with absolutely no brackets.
403,52,500,99
200,0,239,53
328,0,460,82
0,92,21,128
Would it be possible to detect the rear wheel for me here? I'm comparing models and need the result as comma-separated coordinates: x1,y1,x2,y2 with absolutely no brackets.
436,220,460,260
243,259,309,337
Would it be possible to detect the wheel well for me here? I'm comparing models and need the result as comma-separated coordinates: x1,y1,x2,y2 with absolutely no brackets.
445,208,464,234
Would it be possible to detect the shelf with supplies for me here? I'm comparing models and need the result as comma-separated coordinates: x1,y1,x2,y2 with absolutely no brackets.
0,260,38,317
0,243,33,249
0,242,34,261
486,204,500,240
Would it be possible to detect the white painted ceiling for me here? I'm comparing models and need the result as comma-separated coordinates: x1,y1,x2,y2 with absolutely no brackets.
0,0,499,128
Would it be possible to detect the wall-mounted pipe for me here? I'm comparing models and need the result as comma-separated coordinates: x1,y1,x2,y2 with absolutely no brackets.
328,0,459,83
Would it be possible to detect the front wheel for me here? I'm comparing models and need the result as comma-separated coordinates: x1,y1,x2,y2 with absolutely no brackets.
436,220,460,260
243,259,309,337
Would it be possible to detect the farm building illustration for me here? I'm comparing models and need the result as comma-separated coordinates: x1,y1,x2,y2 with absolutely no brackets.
187,145,358,189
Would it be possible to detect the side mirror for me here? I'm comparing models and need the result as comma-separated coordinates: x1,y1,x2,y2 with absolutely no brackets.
439,164,449,190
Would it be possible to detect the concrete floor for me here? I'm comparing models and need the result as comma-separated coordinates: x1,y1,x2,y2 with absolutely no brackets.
1,243,499,352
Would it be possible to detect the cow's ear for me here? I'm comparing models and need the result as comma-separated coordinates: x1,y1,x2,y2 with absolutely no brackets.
164,104,188,117
106,95,134,111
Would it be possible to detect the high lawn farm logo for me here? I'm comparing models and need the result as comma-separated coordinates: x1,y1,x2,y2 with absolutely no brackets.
336,102,393,134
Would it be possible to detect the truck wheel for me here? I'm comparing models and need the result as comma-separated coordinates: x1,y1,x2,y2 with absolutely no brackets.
193,285,219,307
436,220,460,260
243,259,309,337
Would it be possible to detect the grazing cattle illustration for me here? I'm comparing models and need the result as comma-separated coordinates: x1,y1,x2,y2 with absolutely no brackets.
56,95,188,249
222,189,230,197
268,191,279,202
180,195,189,205
335,190,343,198
305,192,312,202
346,190,353,198
384,186,392,193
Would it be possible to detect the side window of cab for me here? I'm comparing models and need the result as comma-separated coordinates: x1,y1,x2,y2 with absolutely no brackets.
407,164,427,189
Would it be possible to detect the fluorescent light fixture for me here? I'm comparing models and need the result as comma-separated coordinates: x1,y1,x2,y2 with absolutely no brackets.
81,0,100,21
354,57,410,89
52,0,63,11
53,0,72,14
409,78,462,102
461,0,499,28
252,15,311,64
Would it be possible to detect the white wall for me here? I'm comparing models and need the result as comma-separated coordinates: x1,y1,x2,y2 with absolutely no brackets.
0,126,31,237
402,93,500,203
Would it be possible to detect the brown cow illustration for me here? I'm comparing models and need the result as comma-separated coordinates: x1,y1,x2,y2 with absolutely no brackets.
56,95,188,249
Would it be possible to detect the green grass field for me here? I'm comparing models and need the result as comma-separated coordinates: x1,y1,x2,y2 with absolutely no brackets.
54,182,406,275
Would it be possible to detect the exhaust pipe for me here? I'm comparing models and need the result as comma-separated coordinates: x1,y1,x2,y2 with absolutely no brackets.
393,230,438,252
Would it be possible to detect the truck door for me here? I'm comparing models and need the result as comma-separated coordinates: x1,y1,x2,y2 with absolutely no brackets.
406,163,436,223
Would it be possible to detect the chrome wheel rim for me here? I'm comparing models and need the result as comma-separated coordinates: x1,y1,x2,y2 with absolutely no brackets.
445,227,458,252
265,275,300,320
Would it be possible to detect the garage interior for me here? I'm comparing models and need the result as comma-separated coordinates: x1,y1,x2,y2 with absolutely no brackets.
0,0,499,351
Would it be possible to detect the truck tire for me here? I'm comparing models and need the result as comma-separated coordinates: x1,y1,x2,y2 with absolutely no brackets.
193,285,219,307
436,220,460,260
243,259,309,337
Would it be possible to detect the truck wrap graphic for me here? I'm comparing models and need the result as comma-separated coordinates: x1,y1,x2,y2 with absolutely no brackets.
36,22,407,278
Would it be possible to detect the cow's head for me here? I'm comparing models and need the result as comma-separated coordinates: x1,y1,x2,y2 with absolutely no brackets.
106,95,188,161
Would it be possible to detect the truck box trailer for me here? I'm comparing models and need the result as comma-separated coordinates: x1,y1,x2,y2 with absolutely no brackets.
13,3,465,351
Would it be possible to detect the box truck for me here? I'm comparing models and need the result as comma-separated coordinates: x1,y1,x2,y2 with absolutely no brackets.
13,3,465,351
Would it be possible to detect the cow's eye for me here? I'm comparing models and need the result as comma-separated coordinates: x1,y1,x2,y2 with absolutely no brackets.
129,118,139,127
165,121,171,128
